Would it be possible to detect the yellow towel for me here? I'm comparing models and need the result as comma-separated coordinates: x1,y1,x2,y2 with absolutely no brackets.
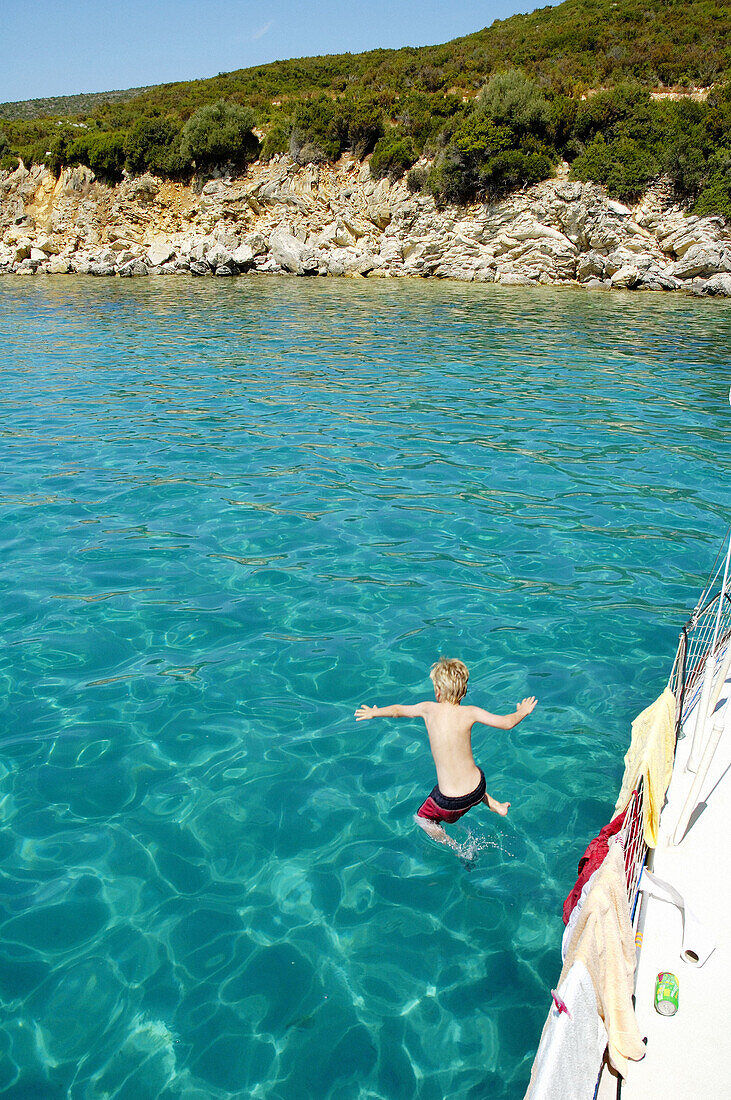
559,842,646,1076
614,686,676,847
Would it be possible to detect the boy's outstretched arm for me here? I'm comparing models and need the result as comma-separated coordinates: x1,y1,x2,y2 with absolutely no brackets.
467,696,537,730
355,702,428,721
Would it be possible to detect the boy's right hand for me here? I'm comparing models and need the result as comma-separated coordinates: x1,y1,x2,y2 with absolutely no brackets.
517,696,537,718
355,705,377,721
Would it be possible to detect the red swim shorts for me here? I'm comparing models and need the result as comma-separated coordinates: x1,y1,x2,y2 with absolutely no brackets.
417,770,486,824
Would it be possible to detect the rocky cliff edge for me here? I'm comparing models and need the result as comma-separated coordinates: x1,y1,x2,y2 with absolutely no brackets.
1,155,730,296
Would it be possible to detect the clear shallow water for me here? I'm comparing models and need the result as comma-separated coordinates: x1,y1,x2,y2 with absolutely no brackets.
0,275,729,1099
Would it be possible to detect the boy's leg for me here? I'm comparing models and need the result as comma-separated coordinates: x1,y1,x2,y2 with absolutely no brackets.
413,814,459,850
482,792,510,816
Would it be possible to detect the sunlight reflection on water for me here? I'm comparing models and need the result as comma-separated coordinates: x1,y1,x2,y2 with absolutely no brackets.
0,276,729,1098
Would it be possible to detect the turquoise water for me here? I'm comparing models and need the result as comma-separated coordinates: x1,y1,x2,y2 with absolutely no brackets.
0,275,729,1099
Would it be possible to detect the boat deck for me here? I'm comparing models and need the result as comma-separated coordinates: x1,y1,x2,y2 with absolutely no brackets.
608,657,731,1099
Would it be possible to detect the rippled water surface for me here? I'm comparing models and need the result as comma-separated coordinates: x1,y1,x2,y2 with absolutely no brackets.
0,276,729,1099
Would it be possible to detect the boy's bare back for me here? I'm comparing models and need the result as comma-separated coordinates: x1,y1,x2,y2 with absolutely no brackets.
355,657,537,847
356,696,537,797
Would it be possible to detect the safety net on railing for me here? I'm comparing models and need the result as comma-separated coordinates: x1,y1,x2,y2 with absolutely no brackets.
668,533,731,742
621,533,731,916
620,778,646,919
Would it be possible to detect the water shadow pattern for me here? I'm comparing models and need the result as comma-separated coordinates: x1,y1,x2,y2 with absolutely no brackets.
0,277,729,1098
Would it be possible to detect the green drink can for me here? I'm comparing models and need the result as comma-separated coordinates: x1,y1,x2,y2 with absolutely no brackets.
654,972,679,1016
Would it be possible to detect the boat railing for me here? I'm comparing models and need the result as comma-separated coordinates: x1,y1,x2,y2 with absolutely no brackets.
669,530,731,745
667,531,731,845
619,778,645,918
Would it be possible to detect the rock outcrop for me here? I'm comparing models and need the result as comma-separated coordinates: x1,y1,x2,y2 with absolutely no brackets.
0,156,729,295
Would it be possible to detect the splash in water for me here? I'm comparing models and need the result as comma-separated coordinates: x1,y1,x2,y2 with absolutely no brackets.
455,825,514,865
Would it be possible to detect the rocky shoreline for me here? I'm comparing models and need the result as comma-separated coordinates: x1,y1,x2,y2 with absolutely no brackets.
1,155,730,296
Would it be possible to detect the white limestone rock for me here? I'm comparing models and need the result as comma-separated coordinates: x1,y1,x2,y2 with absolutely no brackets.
670,244,727,280
577,252,606,281
243,232,268,257
129,175,159,201
344,251,381,276
36,234,63,255
89,260,116,276
12,240,32,262
147,242,175,266
498,272,535,286
610,265,640,288
702,272,731,297
231,243,255,267
118,259,148,277
269,228,320,275
317,219,355,248
378,239,403,263
204,241,234,268
584,278,611,290
58,165,95,197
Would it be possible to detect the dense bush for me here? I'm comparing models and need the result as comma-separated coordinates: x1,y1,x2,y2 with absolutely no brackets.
260,120,290,160
406,164,429,192
69,130,127,181
694,170,731,220
571,133,659,200
179,100,259,169
289,97,341,163
478,69,550,136
370,134,417,179
425,73,557,204
1,1,728,127
289,95,383,163
125,116,184,177
0,130,17,171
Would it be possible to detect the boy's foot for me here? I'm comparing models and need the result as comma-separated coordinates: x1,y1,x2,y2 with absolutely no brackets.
483,794,511,816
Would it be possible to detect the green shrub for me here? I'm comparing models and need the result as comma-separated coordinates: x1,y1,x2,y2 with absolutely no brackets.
290,97,341,162
69,129,126,180
571,133,658,200
261,120,290,160
337,96,383,157
370,134,416,179
427,105,556,204
125,116,184,176
179,100,259,169
478,147,555,197
41,129,77,173
663,124,715,198
478,69,550,136
394,91,463,152
406,163,428,192
693,173,731,220
573,84,653,144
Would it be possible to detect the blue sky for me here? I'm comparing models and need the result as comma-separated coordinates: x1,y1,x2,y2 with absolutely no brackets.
0,0,562,103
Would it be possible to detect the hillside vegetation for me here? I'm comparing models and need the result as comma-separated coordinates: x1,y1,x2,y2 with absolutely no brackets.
0,86,153,123
1,0,730,217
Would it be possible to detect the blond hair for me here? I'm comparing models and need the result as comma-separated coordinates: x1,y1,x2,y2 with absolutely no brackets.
430,657,469,703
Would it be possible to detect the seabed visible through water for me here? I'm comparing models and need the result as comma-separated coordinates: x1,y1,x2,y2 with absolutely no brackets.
0,276,729,1098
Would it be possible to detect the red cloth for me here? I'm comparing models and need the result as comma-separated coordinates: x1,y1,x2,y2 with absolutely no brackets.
562,808,627,925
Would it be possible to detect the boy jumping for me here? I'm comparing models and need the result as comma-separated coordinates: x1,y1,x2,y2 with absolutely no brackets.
355,657,537,849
